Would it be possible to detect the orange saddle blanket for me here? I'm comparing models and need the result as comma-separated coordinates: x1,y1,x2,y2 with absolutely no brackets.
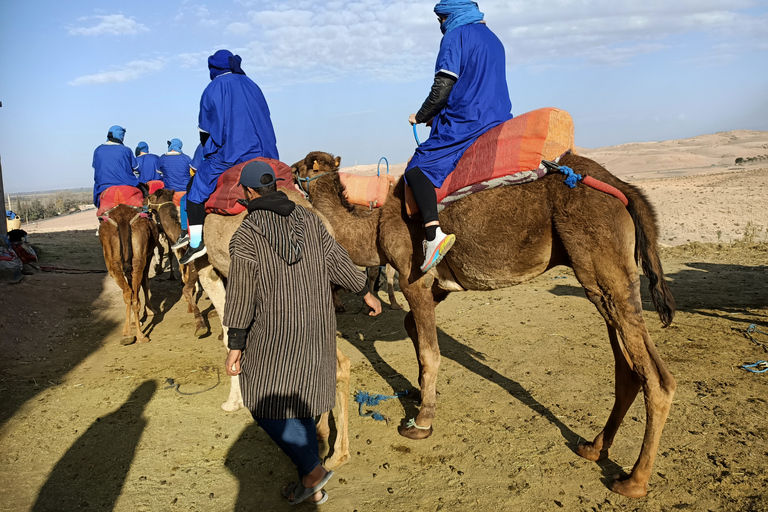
339,173,398,208
97,186,144,216
205,158,295,215
407,107,575,214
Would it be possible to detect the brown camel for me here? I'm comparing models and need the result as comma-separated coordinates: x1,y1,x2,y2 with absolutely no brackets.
292,150,677,498
194,188,353,470
98,204,159,344
146,189,205,335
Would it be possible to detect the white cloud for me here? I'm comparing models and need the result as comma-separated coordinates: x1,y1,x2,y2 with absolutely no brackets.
69,14,148,36
69,59,165,86
175,0,767,85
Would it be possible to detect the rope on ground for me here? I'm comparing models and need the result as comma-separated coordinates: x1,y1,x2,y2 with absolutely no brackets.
740,360,768,373
746,324,768,352
354,389,409,424
164,368,221,395
37,265,107,274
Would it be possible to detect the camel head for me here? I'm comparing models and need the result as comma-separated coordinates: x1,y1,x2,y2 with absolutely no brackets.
291,151,341,182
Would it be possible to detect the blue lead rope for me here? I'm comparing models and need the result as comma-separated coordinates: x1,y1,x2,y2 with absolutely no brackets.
559,165,582,188
413,124,421,146
741,361,768,373
354,390,409,422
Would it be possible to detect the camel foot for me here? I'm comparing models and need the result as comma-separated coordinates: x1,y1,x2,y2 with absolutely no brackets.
145,308,155,317
194,322,207,337
576,441,608,462
610,475,648,498
221,400,244,413
154,265,164,276
136,336,150,344
390,302,403,310
398,424,433,440
120,336,136,346
207,309,218,318
324,453,349,470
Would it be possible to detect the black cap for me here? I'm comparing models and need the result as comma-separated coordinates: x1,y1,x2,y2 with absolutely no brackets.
239,160,284,188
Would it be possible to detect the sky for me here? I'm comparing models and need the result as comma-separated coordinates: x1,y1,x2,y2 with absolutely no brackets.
1,0,767,194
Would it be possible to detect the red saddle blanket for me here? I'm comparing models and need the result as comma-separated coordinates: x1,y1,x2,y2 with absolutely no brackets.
205,158,294,215
97,186,144,216
146,180,165,195
406,107,575,214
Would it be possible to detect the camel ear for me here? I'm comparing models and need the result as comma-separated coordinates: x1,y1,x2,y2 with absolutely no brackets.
313,160,320,171
334,156,341,168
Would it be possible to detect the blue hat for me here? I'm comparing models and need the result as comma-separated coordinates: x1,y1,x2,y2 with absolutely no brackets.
108,125,126,141
167,138,183,152
136,141,149,153
239,160,284,188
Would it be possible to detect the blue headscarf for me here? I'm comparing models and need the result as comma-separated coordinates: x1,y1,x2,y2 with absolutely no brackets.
136,141,149,154
167,138,183,152
434,0,484,34
108,125,126,141
208,49,245,80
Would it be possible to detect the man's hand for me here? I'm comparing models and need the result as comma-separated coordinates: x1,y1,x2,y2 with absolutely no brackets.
225,349,242,376
363,292,382,317
408,113,418,125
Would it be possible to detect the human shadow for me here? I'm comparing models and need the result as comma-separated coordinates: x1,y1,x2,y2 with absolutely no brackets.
31,380,157,511
226,395,323,511
0,229,120,429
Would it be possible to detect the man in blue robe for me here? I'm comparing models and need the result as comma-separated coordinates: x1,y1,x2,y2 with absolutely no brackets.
405,0,512,272
92,125,140,207
135,141,163,184
159,138,194,192
179,49,279,264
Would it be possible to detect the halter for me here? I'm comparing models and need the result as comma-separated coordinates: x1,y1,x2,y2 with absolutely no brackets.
296,172,333,195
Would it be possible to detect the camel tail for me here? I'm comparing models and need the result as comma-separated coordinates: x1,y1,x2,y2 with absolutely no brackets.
116,217,134,289
560,153,675,326
624,191,675,326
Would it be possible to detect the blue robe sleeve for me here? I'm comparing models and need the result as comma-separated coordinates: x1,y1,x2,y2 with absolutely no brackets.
198,81,223,155
435,31,461,79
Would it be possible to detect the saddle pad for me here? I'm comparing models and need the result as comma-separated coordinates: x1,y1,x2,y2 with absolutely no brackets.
146,180,165,195
339,173,397,208
97,186,144,216
406,107,575,215
172,191,186,207
205,157,294,215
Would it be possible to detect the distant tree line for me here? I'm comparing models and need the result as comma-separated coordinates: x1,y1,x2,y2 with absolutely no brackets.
735,154,768,165
6,190,93,223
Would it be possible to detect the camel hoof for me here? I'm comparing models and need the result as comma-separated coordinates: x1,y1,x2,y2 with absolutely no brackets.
120,336,136,346
221,400,244,413
324,453,350,470
610,476,648,498
194,324,207,337
576,442,607,462
398,424,433,440
390,303,403,310
136,337,150,344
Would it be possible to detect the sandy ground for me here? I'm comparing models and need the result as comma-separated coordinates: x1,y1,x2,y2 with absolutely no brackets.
2,130,768,512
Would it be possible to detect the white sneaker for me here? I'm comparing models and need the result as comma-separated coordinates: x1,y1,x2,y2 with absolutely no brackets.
420,227,456,273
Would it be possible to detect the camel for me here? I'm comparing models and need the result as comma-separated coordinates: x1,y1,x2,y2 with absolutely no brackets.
193,188,354,470
98,204,159,344
146,189,206,335
292,150,677,498
367,264,403,310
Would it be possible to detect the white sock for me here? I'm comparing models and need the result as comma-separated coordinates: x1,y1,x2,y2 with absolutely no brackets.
189,224,203,248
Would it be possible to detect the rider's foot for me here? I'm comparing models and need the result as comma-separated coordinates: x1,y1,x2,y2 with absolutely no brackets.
179,243,207,265
420,227,455,273
171,233,190,250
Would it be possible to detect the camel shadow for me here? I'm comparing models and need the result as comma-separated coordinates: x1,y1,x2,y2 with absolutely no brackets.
143,273,185,337
31,380,157,511
0,230,120,429
335,293,623,486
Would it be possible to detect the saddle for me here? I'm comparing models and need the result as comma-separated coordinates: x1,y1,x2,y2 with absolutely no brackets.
339,173,398,209
205,157,294,215
97,186,145,217
406,107,575,215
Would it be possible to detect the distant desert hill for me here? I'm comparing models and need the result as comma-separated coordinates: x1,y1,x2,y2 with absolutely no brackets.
340,130,768,180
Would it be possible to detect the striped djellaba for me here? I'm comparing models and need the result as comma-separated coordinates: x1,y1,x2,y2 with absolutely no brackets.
223,202,367,419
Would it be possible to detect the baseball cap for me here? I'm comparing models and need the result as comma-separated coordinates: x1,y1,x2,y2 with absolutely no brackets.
239,160,284,188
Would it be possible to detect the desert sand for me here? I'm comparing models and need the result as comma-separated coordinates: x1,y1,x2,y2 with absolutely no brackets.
2,130,767,511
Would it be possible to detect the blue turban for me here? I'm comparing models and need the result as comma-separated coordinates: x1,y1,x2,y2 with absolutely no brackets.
167,138,183,152
208,49,245,80
136,141,149,153
108,125,126,141
434,0,484,34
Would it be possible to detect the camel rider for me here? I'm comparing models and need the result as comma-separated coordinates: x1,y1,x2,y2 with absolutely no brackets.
159,138,195,193
135,141,162,184
178,49,279,264
92,125,141,208
406,0,512,272
171,143,206,248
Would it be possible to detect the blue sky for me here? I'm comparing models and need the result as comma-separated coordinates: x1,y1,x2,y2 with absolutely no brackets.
1,0,767,193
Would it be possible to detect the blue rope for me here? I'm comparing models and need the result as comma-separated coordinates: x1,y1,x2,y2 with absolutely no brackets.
740,361,768,373
413,124,421,146
354,390,409,422
377,157,389,177
559,165,583,188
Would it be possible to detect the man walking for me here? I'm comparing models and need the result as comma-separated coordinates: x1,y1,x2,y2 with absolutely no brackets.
223,161,381,505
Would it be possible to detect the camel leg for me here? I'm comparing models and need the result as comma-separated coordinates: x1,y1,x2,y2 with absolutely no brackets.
569,246,675,497
132,238,149,343
397,283,444,440
323,347,351,469
385,264,402,310
197,264,244,412
181,262,205,336
154,236,165,277
142,248,157,318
